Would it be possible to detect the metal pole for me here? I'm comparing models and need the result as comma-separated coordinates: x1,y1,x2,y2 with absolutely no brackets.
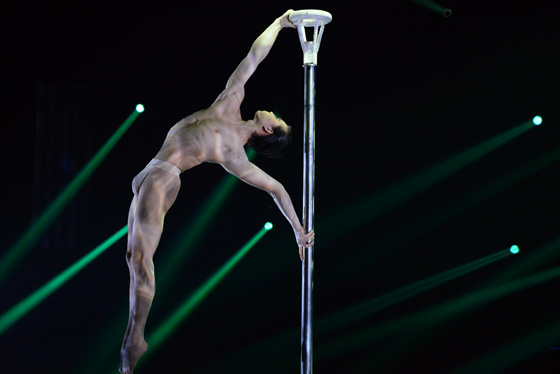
301,62,316,374
290,10,331,374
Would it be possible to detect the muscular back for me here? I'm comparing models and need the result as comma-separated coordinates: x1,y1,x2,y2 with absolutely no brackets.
154,94,247,172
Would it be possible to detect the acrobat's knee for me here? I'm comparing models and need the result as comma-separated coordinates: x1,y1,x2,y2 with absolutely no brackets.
129,250,155,291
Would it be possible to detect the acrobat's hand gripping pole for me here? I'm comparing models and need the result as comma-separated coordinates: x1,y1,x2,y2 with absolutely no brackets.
289,10,332,374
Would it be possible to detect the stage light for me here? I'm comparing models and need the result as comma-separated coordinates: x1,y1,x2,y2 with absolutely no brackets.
136,104,145,113
532,116,542,125
264,222,273,230
510,245,520,254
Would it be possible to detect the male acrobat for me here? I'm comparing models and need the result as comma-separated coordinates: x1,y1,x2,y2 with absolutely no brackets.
119,10,315,373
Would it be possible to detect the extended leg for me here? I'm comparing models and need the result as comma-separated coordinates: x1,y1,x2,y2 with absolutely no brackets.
120,169,181,374
120,196,140,371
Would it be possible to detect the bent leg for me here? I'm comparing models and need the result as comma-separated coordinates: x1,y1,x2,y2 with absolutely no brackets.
120,169,181,374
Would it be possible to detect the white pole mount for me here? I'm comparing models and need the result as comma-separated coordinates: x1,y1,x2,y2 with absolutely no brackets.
289,9,333,65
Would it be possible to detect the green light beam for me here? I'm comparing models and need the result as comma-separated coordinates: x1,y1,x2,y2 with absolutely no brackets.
410,0,452,17
0,226,127,336
316,249,510,337
0,106,142,286
411,0,444,13
327,146,560,279
346,235,560,371
480,233,560,288
321,120,534,247
140,223,272,368
317,264,560,364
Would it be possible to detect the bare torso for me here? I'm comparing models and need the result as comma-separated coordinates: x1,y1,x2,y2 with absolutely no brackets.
154,94,247,172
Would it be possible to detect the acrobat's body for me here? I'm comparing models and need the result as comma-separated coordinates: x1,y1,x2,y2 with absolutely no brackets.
119,10,314,374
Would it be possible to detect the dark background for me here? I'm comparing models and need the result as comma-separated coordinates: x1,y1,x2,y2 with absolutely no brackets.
2,0,560,373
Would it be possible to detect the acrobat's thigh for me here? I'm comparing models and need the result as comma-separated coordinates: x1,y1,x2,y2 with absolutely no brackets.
129,168,181,256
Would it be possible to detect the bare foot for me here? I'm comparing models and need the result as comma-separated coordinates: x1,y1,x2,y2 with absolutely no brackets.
119,339,148,374
120,292,153,373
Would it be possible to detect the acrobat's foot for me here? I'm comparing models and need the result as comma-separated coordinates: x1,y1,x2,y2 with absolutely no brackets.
119,339,148,374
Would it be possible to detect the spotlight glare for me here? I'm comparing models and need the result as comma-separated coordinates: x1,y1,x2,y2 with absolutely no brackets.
533,116,542,125
136,104,145,113
264,222,273,231
510,245,520,254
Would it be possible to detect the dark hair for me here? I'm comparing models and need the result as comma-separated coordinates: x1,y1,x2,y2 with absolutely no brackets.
247,125,292,158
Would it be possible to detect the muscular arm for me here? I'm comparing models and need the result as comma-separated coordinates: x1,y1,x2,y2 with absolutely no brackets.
222,154,313,259
213,10,296,104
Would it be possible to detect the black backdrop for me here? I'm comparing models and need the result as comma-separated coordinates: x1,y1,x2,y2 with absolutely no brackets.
2,1,560,373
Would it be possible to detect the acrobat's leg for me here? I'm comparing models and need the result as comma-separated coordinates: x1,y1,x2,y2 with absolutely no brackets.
120,169,181,374
120,196,138,369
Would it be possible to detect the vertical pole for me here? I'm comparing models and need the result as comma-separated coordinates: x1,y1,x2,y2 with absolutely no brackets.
301,63,316,374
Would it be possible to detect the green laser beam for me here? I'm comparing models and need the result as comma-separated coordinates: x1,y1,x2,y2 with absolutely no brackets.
482,232,560,288
0,107,142,287
0,226,127,336
316,249,510,337
348,235,560,371
328,146,560,279
270,249,509,372
140,223,271,368
410,0,449,15
317,264,560,363
321,120,534,247
349,260,560,372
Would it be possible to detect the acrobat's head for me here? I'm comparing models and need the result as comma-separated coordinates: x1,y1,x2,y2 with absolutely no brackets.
248,111,292,158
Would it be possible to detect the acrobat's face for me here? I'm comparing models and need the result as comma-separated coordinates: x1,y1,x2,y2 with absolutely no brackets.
255,110,288,135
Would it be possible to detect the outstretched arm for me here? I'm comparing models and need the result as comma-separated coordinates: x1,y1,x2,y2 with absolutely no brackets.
222,155,314,260
213,10,296,104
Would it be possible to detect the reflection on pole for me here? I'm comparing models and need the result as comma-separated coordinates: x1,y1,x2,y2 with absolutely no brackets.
301,62,315,374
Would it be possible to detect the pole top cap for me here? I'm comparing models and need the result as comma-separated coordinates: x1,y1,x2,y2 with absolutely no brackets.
289,9,332,26
289,10,332,65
